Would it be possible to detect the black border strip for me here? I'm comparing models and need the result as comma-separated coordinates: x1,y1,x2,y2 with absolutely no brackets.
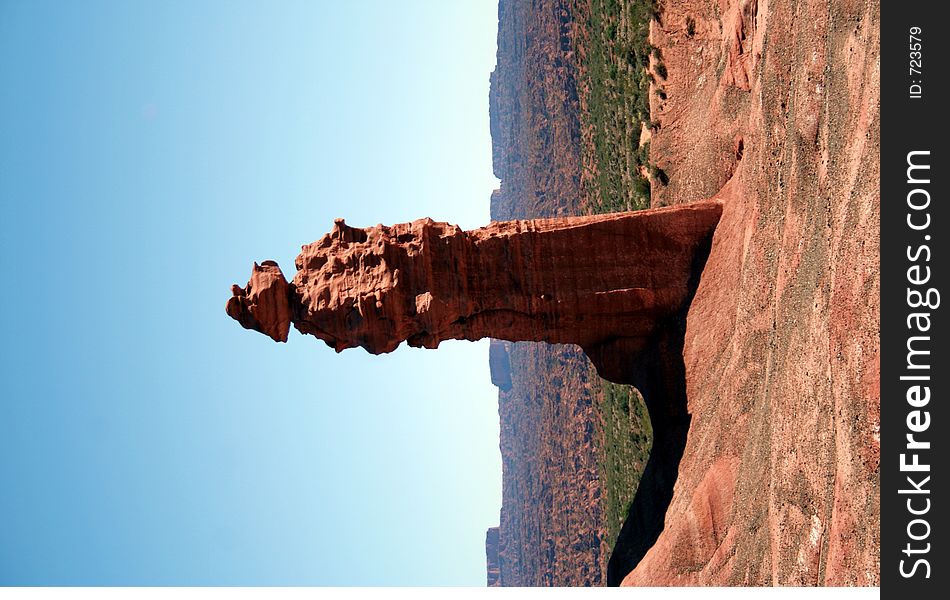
881,2,947,596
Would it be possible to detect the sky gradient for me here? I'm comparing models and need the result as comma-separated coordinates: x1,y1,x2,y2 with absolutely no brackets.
0,0,502,585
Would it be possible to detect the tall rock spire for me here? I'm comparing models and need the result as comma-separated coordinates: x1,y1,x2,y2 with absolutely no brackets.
226,201,721,383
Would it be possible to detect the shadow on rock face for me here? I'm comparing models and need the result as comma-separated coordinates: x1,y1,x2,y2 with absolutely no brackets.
602,324,692,586
591,229,712,586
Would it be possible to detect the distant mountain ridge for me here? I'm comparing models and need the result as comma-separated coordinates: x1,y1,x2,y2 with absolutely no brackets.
484,0,608,587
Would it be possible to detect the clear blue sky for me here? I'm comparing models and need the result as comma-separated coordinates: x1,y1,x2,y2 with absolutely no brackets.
0,0,502,585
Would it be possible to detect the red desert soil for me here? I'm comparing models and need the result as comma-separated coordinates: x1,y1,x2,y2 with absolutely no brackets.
622,0,880,585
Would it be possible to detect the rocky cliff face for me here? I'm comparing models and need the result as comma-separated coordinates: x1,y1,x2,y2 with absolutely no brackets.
225,204,721,384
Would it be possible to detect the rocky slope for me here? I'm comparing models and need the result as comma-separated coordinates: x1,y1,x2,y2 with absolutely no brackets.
618,0,880,585
482,0,880,586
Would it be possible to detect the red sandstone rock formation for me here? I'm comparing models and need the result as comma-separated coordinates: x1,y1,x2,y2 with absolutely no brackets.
226,203,721,382
226,261,292,343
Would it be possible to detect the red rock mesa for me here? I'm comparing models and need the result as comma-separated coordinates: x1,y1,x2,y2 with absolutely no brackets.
226,202,721,382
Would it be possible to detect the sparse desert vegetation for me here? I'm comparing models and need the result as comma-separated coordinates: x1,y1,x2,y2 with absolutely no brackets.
596,382,652,550
577,0,657,556
580,0,658,213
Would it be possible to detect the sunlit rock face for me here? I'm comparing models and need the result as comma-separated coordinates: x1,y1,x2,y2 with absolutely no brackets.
225,201,721,382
